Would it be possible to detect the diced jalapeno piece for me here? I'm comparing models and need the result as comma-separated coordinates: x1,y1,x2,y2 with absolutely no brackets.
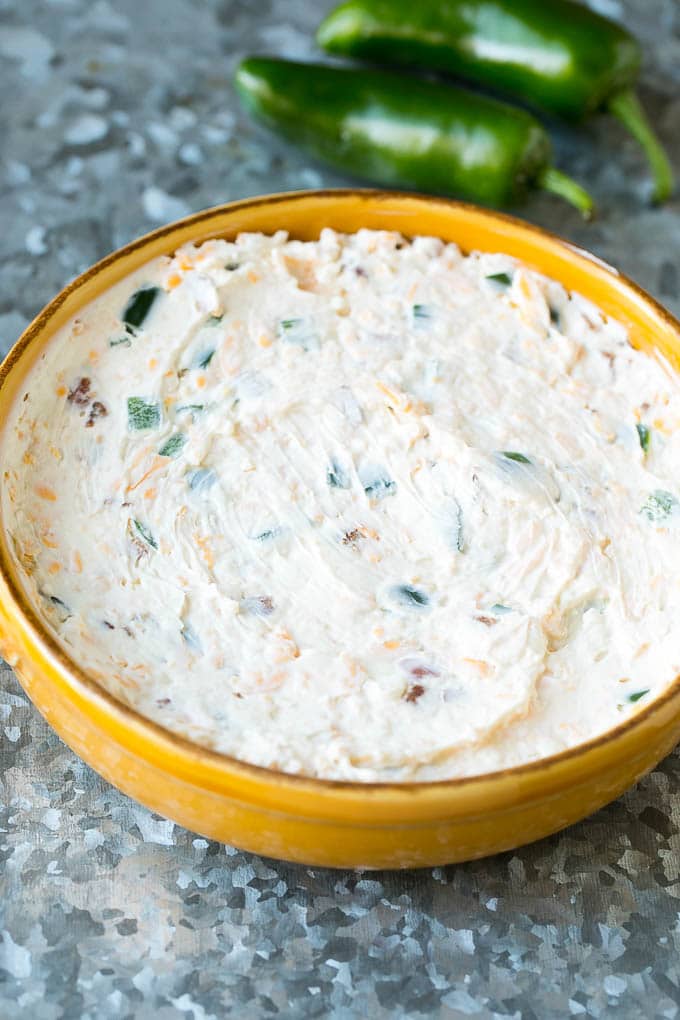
196,348,215,369
641,489,678,521
186,467,217,492
636,423,650,453
133,519,157,549
123,286,160,332
327,459,351,489
127,397,161,430
360,465,396,499
486,272,512,287
277,318,319,351
158,433,187,458
501,451,531,464
389,584,431,610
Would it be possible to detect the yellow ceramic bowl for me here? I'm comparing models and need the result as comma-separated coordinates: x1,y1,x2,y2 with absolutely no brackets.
2,190,680,870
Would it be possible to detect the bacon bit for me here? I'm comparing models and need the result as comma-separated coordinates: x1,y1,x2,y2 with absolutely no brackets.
476,615,498,627
67,377,91,406
405,683,425,703
56,385,67,398
240,595,274,617
342,528,361,545
85,401,107,427
409,665,439,678
126,525,148,565
73,551,83,574
156,697,171,707
166,273,182,290
48,562,61,575
36,484,57,502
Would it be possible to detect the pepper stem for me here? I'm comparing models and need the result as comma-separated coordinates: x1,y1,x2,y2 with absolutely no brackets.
608,88,674,204
538,167,595,219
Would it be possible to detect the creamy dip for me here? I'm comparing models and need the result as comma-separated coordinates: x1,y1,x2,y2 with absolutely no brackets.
4,229,680,781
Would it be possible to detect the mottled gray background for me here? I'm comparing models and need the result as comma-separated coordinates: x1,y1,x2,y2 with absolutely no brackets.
1,0,680,1017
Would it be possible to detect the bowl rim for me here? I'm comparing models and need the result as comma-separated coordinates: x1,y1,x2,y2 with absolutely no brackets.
2,185,680,798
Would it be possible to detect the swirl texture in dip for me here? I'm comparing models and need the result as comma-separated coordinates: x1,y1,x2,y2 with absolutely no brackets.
4,229,680,780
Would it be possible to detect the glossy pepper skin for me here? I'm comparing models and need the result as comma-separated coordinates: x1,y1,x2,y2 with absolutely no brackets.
234,58,593,214
318,0,674,202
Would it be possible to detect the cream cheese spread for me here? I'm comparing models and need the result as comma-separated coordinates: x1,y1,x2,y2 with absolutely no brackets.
4,228,680,781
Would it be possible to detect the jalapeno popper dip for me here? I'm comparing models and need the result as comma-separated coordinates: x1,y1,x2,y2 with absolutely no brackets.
4,229,680,781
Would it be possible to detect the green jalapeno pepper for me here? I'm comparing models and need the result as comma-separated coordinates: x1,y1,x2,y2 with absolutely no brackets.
234,58,593,215
318,0,674,203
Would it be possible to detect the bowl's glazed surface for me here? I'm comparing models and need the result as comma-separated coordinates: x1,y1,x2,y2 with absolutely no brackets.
2,189,680,869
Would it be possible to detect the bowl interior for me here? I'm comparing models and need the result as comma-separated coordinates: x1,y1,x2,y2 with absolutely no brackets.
1,188,680,809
